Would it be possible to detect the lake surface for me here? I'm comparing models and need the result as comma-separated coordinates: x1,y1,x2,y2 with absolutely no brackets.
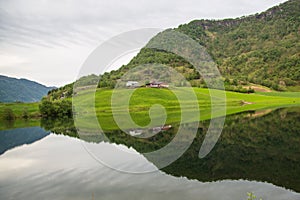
0,107,300,200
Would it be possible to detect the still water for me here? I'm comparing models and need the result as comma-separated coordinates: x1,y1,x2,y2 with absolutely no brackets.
0,107,299,200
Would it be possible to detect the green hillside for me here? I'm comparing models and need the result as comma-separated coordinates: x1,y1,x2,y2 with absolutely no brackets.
0,75,55,102
99,0,300,91
45,0,300,114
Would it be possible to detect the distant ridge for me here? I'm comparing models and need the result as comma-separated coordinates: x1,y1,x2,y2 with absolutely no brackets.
0,75,55,102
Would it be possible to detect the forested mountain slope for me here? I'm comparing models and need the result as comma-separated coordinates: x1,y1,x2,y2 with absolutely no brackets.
100,0,300,91
0,75,55,102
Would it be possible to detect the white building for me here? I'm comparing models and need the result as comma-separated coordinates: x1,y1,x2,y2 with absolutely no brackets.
126,81,139,88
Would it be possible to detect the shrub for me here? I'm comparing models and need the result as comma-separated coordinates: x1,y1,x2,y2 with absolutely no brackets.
3,108,15,121
22,108,29,119
39,98,72,118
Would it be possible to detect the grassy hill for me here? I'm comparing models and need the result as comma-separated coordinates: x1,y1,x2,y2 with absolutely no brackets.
99,0,300,91
0,75,55,102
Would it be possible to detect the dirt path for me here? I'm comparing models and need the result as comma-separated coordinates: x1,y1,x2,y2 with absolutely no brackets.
243,84,272,92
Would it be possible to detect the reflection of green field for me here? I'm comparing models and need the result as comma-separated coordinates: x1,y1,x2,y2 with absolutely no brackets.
0,118,40,130
73,87,300,131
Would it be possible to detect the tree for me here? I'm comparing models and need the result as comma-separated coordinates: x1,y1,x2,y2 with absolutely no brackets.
39,98,55,117
56,100,72,118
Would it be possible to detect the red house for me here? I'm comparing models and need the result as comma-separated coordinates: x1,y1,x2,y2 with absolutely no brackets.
145,81,169,88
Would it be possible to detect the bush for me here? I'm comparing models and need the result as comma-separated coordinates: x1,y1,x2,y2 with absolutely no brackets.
3,108,15,121
39,98,56,117
225,85,254,93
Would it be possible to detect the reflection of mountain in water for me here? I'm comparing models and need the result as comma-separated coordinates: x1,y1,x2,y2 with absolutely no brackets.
165,108,300,192
41,107,300,192
0,127,50,155
101,108,300,192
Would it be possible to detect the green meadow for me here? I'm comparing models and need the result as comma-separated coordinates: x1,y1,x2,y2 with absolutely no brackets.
0,102,40,118
73,87,300,131
1,88,299,131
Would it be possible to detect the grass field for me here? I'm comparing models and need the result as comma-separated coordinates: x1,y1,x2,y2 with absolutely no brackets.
0,102,40,118
286,86,300,92
73,87,300,131
1,88,299,131
256,91,300,98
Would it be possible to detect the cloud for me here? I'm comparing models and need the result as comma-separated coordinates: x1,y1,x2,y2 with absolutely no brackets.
0,0,288,86
0,54,27,66
0,0,288,47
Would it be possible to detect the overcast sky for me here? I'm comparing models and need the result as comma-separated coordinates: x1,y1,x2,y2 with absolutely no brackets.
0,0,287,86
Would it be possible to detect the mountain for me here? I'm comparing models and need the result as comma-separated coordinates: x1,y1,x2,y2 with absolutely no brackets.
99,0,300,91
0,75,55,102
48,0,300,99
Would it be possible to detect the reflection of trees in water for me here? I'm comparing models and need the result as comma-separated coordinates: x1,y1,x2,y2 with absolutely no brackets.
2,108,15,129
2,119,15,129
41,117,78,138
